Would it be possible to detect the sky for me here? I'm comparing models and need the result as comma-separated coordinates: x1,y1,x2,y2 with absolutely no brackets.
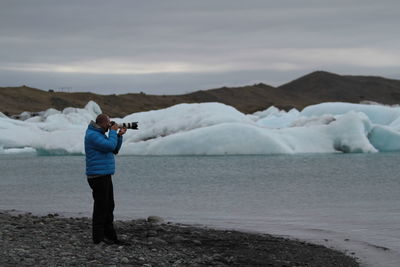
1,0,400,95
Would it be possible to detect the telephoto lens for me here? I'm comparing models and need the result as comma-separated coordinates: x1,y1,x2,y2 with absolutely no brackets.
118,122,138,130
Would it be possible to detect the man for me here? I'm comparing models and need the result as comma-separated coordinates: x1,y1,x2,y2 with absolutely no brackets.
84,114,128,245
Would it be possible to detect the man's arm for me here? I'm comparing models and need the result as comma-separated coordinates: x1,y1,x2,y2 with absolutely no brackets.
89,130,118,152
113,135,123,154
113,127,127,154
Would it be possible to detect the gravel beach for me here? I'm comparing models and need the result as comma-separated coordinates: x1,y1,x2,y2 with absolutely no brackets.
0,211,359,266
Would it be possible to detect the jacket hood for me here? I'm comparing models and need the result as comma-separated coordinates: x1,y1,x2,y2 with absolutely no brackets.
88,120,105,133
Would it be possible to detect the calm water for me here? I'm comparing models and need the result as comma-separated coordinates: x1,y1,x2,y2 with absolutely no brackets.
1,153,400,266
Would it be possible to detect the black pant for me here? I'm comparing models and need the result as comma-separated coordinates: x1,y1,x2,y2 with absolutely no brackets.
88,175,118,243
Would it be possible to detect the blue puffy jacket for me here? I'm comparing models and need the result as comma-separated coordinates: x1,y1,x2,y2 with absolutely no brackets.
84,121,123,176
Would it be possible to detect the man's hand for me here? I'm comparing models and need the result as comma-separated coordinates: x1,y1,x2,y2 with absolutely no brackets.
110,122,119,131
118,127,127,136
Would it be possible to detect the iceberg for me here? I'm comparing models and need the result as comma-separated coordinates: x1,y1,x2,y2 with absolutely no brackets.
301,102,400,125
0,101,399,155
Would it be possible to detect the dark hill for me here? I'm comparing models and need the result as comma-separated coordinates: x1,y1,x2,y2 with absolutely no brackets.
0,83,282,117
1,71,400,117
279,71,400,109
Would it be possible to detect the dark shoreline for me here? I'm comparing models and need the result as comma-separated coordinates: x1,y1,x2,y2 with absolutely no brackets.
0,210,359,266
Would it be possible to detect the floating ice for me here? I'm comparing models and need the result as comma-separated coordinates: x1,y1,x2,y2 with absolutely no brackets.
0,101,101,154
121,111,376,155
301,102,400,125
0,101,399,155
368,125,400,152
252,107,300,128
116,103,254,143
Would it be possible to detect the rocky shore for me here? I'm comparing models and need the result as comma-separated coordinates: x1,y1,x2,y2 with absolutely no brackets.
0,211,359,266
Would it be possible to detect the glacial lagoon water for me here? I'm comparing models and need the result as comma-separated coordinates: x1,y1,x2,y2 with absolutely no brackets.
1,153,400,266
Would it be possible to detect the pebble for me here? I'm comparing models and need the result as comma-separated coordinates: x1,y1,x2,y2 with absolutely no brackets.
120,257,129,264
147,216,164,224
193,240,202,245
148,237,167,245
171,235,187,242
147,230,158,237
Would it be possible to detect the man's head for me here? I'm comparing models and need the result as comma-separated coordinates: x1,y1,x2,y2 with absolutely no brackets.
96,114,111,132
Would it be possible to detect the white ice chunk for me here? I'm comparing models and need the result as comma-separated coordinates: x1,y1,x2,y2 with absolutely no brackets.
290,115,336,127
121,111,376,155
0,146,36,154
253,107,300,128
368,125,400,152
117,102,254,143
301,102,400,125
43,108,61,118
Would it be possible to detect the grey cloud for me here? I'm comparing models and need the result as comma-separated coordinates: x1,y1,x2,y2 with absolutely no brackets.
1,0,400,94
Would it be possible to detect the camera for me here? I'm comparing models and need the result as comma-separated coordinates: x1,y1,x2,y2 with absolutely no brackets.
110,121,138,130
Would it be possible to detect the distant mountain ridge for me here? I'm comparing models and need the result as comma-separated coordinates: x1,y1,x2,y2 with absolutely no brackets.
1,71,400,117
279,71,400,107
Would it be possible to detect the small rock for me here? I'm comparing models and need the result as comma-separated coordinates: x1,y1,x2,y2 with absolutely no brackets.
174,259,184,264
147,216,164,224
171,235,187,243
148,237,168,245
193,240,202,245
212,253,224,261
121,257,129,264
25,258,35,264
147,230,158,237
60,252,72,257
94,253,102,259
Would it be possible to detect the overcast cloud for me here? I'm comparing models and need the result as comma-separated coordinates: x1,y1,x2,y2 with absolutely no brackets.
1,0,399,94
